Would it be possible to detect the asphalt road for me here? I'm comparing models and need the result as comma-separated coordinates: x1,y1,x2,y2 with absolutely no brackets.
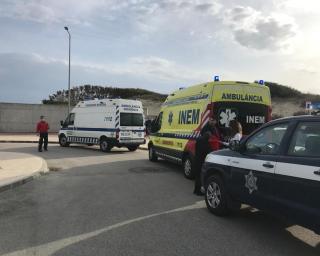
0,143,319,256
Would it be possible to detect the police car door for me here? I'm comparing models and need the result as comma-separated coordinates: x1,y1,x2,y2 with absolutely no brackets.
230,122,289,209
274,121,320,232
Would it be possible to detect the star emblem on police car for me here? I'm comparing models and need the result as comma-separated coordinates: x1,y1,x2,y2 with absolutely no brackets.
245,171,258,194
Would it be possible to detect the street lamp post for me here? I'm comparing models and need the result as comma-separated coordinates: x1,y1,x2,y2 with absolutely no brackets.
64,26,71,115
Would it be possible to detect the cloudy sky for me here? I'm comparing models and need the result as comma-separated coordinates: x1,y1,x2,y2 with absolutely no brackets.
0,0,319,103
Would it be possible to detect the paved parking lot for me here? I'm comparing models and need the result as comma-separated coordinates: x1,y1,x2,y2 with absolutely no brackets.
0,143,319,256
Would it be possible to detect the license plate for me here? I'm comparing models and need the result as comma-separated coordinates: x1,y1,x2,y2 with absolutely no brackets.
121,132,131,136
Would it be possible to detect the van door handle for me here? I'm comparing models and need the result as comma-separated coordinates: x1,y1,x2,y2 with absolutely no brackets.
263,163,274,168
314,170,320,175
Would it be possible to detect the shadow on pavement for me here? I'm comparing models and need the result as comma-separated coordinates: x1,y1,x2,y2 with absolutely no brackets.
0,144,131,160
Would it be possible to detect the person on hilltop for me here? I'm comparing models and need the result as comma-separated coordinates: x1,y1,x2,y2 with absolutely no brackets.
36,115,50,152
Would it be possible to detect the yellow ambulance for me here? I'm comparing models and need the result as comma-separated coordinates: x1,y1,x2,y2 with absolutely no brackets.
148,80,272,179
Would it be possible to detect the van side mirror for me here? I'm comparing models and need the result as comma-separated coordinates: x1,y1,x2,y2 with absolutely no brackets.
60,120,64,126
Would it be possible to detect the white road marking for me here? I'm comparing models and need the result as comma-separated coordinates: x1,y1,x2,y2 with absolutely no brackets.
286,225,320,247
1,201,206,256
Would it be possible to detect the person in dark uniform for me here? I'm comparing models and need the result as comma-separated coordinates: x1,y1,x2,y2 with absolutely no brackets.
201,117,221,138
193,131,212,195
36,115,50,152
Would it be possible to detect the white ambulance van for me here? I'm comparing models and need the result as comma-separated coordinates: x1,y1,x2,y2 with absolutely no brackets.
58,98,145,152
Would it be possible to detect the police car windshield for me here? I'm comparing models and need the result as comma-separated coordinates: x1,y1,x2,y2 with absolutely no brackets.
120,113,143,126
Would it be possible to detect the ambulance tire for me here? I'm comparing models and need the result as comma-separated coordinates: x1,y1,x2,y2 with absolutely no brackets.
100,138,113,152
127,145,138,151
59,135,70,147
183,156,194,179
148,145,158,162
204,175,231,216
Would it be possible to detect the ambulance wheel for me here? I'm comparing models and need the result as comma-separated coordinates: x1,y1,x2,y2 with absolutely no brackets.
127,145,138,151
205,175,230,216
100,139,112,152
183,156,194,179
59,135,70,147
148,146,158,162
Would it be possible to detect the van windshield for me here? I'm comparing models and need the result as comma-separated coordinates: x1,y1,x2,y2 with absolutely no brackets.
120,113,143,126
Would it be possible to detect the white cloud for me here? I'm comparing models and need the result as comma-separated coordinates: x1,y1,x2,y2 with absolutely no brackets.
0,0,222,25
274,0,320,15
0,0,112,24
224,5,297,50
75,55,209,82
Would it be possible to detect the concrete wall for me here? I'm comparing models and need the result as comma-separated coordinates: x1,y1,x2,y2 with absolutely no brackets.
0,103,69,132
0,101,162,132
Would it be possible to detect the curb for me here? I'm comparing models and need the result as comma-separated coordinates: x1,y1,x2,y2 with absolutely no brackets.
0,140,148,150
0,157,49,193
0,140,59,144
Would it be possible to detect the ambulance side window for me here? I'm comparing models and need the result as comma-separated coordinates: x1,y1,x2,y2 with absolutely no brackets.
151,112,163,133
64,113,75,127
62,116,69,128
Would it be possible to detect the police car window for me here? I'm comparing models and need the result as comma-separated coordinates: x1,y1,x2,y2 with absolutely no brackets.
288,122,320,157
245,123,288,155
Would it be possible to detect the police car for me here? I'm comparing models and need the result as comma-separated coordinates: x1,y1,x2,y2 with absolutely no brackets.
202,114,320,234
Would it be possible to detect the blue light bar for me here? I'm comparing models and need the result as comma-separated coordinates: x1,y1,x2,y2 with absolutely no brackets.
214,75,220,82
258,80,264,85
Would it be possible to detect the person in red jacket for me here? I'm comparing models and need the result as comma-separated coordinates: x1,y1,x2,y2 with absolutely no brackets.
201,117,222,151
36,115,50,152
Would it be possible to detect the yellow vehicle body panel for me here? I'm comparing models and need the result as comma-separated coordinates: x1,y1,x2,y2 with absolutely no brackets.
212,82,271,106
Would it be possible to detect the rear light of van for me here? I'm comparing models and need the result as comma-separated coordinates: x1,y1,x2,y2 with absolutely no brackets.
116,131,119,140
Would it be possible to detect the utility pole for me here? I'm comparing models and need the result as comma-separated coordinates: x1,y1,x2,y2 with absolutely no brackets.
64,26,71,115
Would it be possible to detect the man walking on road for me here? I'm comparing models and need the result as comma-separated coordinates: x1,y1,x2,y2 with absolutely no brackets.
36,115,49,152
